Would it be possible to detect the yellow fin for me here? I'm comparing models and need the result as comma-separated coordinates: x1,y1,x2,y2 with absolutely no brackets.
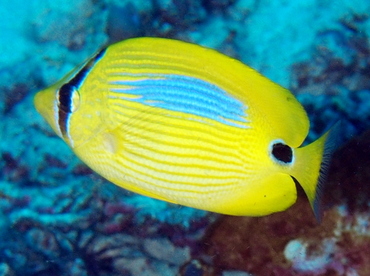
291,122,341,221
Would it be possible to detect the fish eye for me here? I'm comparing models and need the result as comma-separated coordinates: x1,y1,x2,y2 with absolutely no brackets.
271,141,293,164
57,84,80,113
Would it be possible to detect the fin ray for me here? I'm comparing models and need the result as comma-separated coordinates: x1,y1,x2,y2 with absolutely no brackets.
292,122,341,222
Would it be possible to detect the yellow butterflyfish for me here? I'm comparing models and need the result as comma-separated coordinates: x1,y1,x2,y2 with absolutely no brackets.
34,37,337,220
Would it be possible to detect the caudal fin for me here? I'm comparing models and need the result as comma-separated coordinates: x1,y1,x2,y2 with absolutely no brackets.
292,122,341,222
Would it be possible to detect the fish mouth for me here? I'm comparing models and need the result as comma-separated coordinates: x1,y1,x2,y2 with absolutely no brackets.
34,86,62,138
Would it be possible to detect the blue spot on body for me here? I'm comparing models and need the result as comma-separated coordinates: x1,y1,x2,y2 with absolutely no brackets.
109,74,249,128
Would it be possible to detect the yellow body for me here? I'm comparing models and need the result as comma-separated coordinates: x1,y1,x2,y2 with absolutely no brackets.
34,37,334,217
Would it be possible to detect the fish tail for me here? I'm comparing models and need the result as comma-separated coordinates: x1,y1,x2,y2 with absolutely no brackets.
292,122,341,222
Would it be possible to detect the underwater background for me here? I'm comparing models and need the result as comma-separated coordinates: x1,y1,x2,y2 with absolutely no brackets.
1,0,370,275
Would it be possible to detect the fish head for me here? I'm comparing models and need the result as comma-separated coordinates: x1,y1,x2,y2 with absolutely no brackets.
34,81,63,138
34,64,108,149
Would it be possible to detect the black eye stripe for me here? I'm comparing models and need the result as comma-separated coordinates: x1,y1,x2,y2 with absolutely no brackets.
57,84,75,137
58,84,74,113
57,47,107,138
57,47,107,112
272,143,293,163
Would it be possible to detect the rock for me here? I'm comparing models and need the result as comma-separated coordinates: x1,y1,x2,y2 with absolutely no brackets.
143,238,190,265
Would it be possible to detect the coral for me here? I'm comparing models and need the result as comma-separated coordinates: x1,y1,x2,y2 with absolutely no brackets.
0,178,209,275
291,12,370,143
284,238,337,273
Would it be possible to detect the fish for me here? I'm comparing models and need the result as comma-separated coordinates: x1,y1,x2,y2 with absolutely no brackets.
34,37,337,219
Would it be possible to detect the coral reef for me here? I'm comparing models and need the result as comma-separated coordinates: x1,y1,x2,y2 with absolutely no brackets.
0,179,211,275
292,12,370,143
